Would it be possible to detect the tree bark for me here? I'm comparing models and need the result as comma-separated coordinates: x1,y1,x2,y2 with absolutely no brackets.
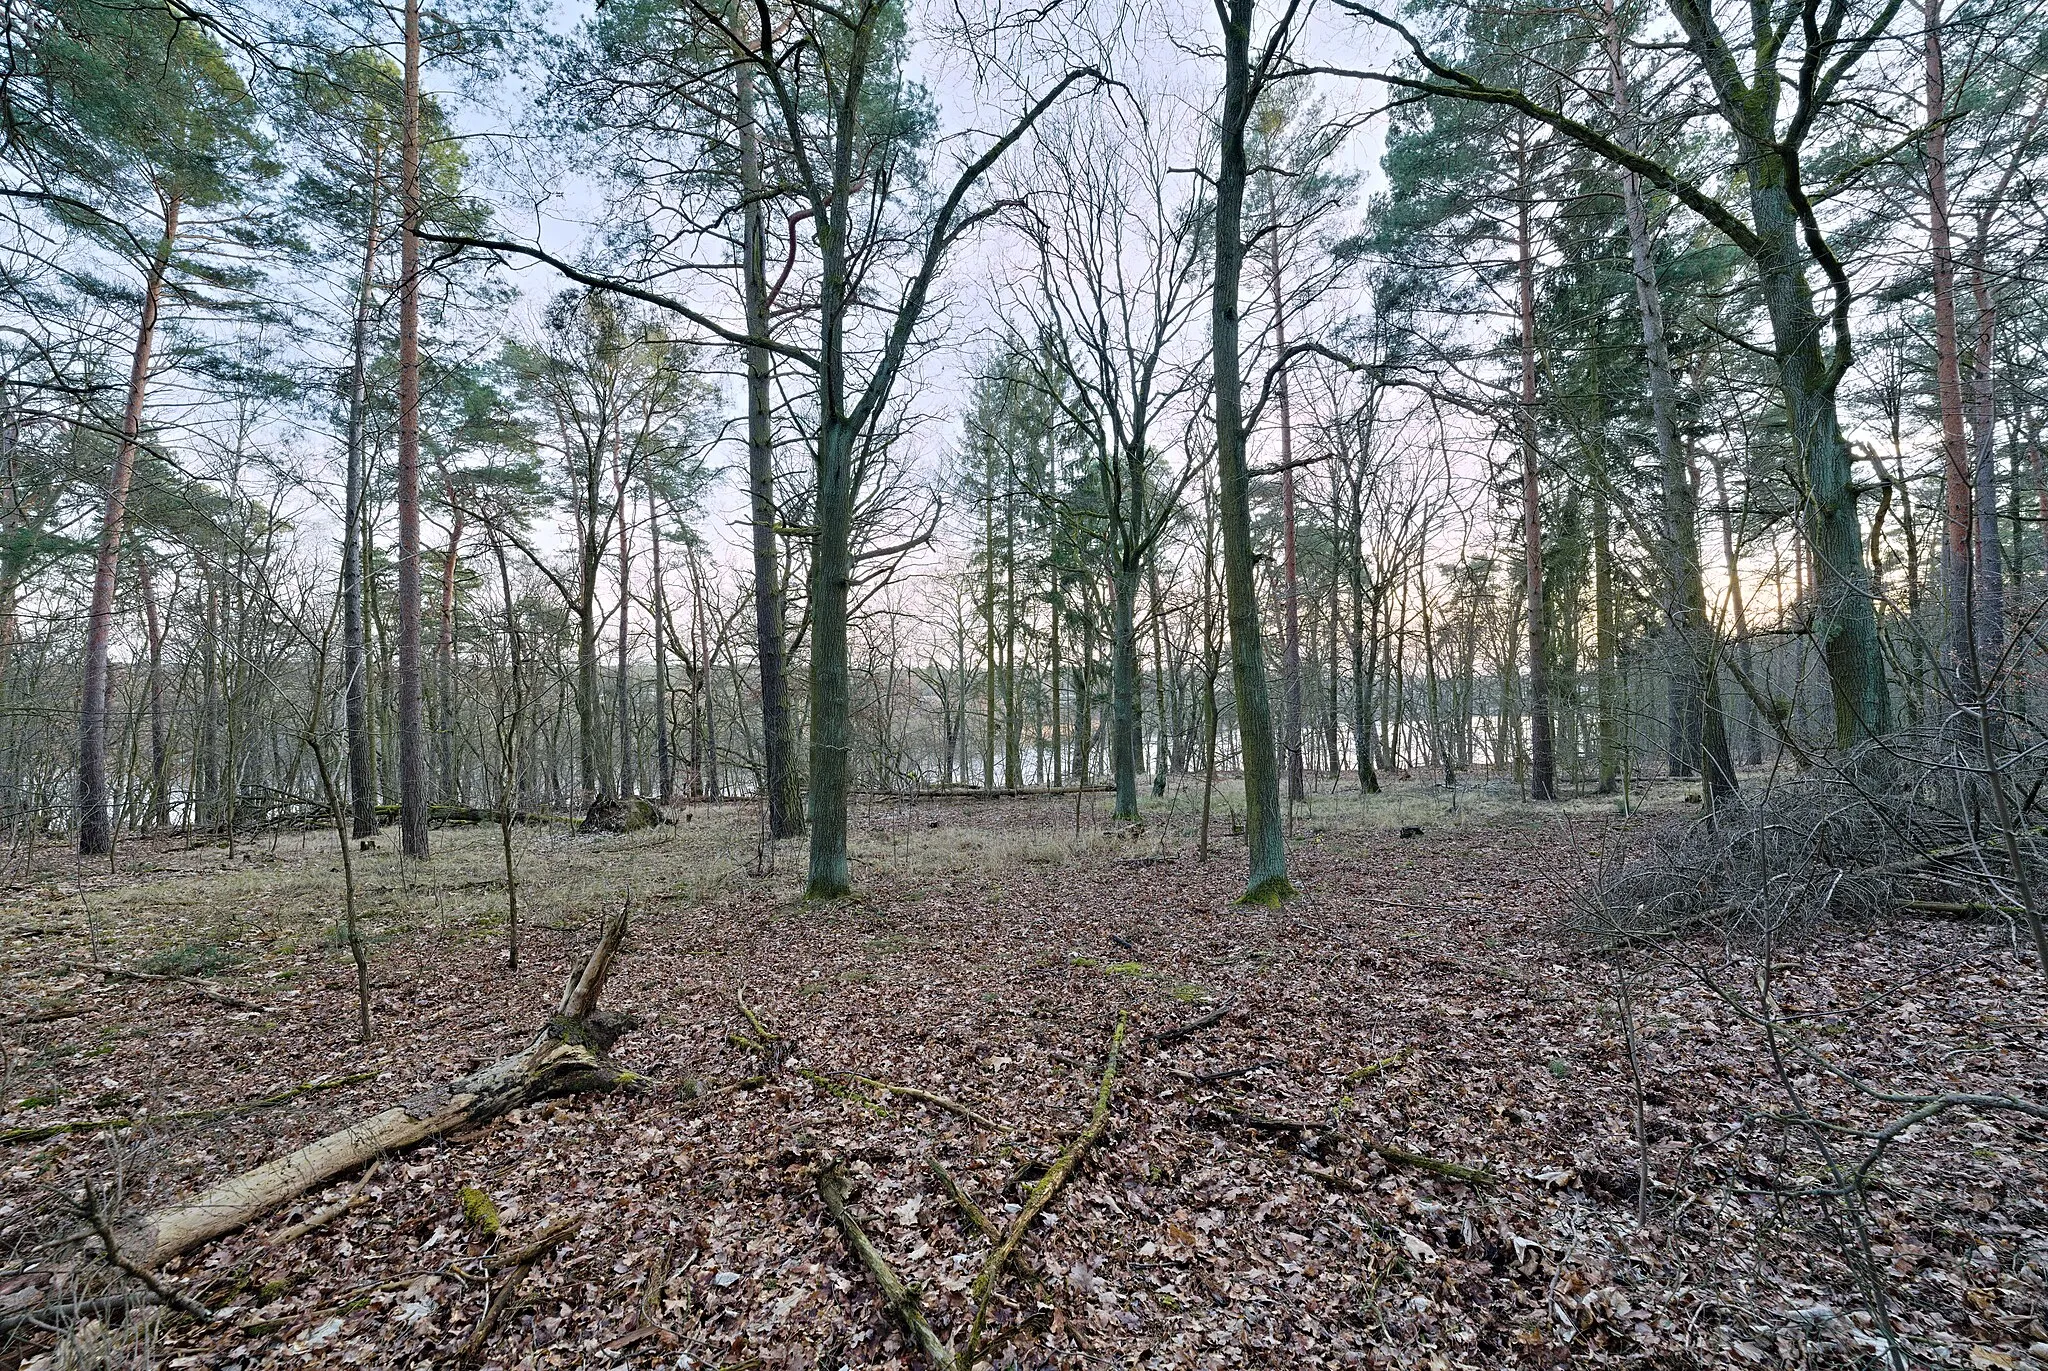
1513,126,1556,802
342,163,385,838
1212,0,1292,902
395,0,430,859
78,192,179,857
737,50,800,838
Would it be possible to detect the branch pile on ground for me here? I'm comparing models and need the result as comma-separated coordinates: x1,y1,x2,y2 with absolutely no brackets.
1577,735,2048,943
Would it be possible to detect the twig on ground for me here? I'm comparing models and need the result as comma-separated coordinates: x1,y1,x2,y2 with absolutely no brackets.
81,1182,212,1320
3,1072,377,1146
63,960,267,1012
458,1214,579,1363
269,1161,383,1245
1148,1001,1233,1046
851,1077,1006,1131
817,1165,955,1371
1196,1104,1498,1185
965,1014,1128,1362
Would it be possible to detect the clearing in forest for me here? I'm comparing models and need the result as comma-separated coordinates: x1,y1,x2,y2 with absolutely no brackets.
0,784,2041,1369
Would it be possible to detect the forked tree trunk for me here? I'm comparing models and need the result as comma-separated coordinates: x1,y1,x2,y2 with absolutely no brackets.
115,910,637,1271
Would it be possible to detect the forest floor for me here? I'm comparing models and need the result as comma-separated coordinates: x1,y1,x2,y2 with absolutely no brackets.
0,775,2041,1370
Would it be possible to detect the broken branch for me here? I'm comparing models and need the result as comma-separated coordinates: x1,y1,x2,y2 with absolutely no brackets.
82,1182,212,1321
817,1164,956,1371
1148,1000,1234,1046
111,905,636,1270
458,1214,579,1363
965,1013,1127,1361
2,1072,376,1147
1196,1105,1498,1185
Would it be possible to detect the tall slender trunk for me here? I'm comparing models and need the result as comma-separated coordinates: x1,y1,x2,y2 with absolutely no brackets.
983,469,997,791
1150,564,1170,797
1004,486,1020,789
78,192,179,858
135,549,170,830
1513,127,1556,802
738,50,800,837
395,0,430,859
437,472,463,803
693,550,719,799
1347,474,1378,793
1326,531,1341,781
1603,1,1732,795
649,493,674,804
1271,250,1305,803
1048,582,1062,788
1592,467,1620,793
614,451,635,797
1213,0,1291,902
1924,0,1974,686
1199,475,1220,855
1967,247,2003,670
342,164,385,838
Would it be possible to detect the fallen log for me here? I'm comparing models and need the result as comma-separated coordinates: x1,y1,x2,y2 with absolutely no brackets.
1148,1000,1234,1046
112,906,638,1271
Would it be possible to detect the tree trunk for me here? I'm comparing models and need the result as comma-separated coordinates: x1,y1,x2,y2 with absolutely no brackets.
983,467,997,793
342,165,385,838
614,455,635,798
1967,248,2004,671
437,477,463,803
1513,128,1556,802
649,494,674,804
738,55,800,838
1212,0,1291,903
1923,0,1975,689
1150,564,1170,797
78,192,179,858
135,550,171,830
1604,3,1733,796
1271,254,1306,804
804,409,856,897
1109,566,1140,821
395,0,430,859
